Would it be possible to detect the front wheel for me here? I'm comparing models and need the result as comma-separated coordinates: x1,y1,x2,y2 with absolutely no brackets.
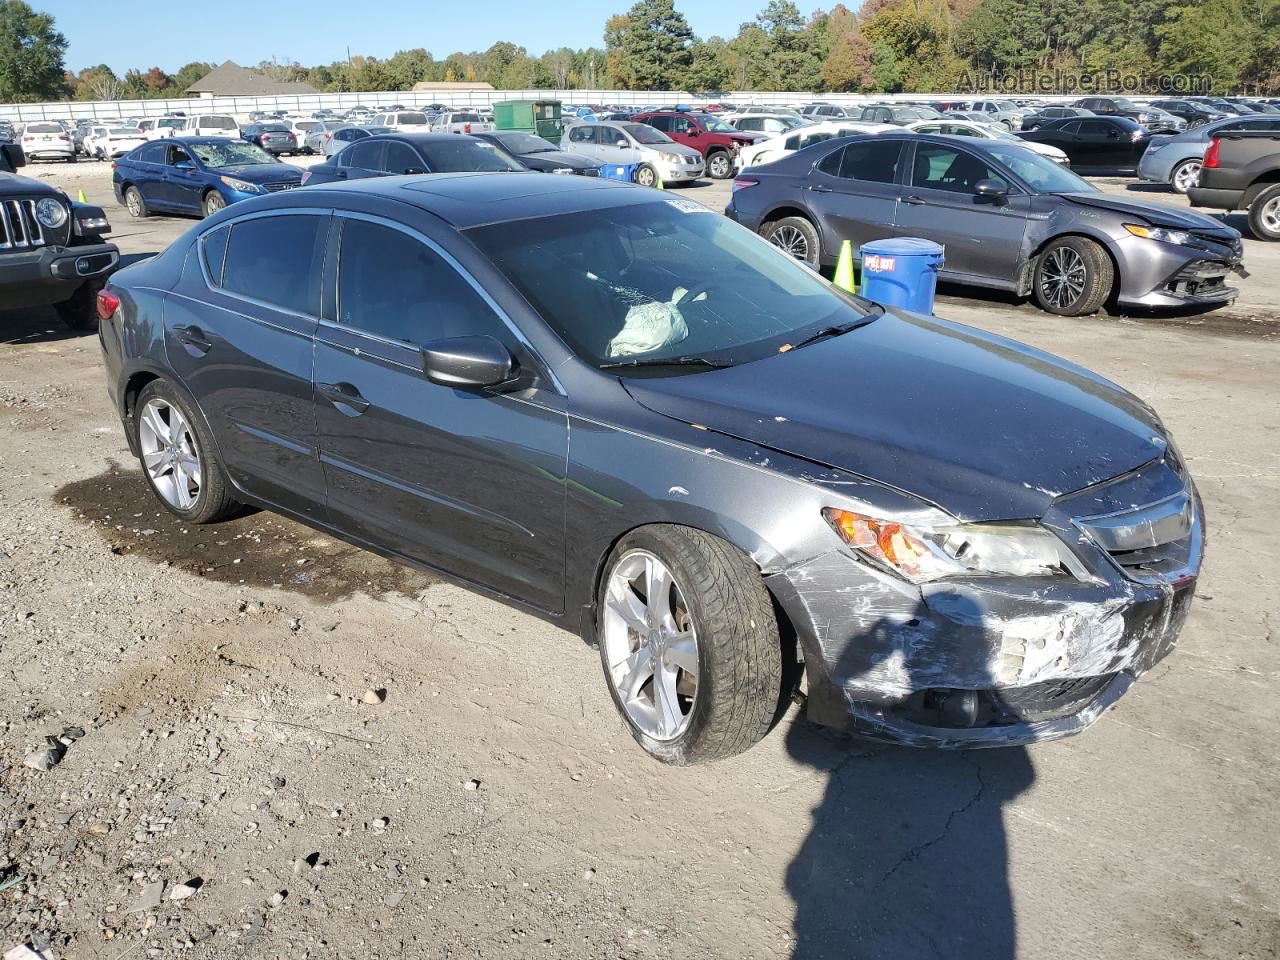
634,163,658,188
1170,159,1201,195
707,151,733,179
762,216,820,266
1248,184,1280,241
597,526,782,764
202,191,226,218
1033,236,1114,316
133,380,239,523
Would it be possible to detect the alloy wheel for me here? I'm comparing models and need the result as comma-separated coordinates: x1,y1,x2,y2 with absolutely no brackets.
601,550,699,741
636,167,656,187
126,190,141,217
709,153,731,178
1173,161,1201,193
769,224,809,261
138,398,202,510
1039,246,1087,310
204,193,225,216
1259,196,1280,235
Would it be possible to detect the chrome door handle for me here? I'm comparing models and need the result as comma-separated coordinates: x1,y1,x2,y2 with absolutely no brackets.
903,195,927,205
316,382,371,414
171,324,212,352
807,184,833,193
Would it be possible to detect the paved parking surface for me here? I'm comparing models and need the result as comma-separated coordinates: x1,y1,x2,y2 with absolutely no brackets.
2,159,1278,959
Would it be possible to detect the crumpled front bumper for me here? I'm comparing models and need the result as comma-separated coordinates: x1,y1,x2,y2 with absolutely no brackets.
1112,232,1244,309
764,461,1203,748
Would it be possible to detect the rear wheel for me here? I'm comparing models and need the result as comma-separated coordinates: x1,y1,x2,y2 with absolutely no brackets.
597,526,782,764
124,186,148,218
1170,159,1201,195
133,380,239,524
762,216,820,266
707,150,733,179
1033,236,1114,316
1247,184,1280,241
202,191,226,218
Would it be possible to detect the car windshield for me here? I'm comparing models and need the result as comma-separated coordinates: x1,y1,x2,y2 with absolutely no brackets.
28,123,61,133
158,118,183,129
109,127,138,136
987,145,1095,193
1113,98,1141,109
260,124,290,133
396,112,429,124
699,116,737,133
496,132,558,153
465,198,875,373
621,123,672,144
189,141,277,168
417,139,523,172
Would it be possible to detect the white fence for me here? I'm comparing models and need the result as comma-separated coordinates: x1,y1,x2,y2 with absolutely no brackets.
0,88,1081,123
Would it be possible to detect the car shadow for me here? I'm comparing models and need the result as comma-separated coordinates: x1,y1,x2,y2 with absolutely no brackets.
1123,182,1171,194
784,595,1035,959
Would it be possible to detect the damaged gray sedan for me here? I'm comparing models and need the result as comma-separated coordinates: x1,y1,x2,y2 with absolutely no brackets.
98,174,1201,764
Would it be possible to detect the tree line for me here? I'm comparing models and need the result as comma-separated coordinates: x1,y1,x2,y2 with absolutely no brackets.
2,0,1277,105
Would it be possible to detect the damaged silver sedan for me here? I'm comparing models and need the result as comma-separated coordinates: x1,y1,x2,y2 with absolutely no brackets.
98,174,1202,764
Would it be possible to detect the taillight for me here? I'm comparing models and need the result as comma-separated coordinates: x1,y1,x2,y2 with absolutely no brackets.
1203,137,1221,168
96,290,121,321
59,135,69,141
22,136,32,142
464,123,472,134
111,162,118,171
732,177,758,192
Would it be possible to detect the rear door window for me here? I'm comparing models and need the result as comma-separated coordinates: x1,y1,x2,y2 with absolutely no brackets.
826,140,901,182
222,215,328,316
342,140,384,170
382,142,421,174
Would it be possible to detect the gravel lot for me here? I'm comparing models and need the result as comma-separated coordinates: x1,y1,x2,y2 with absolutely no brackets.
1,159,1278,960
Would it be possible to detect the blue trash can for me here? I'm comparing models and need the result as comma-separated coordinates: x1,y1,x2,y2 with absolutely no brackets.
858,238,945,314
598,162,640,182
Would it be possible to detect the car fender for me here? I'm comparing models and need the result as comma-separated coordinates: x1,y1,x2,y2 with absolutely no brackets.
1019,207,1126,295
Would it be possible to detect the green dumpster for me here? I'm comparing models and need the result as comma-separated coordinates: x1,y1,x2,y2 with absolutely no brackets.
493,99,562,139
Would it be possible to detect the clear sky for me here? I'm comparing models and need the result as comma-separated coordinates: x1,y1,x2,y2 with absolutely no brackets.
43,0,760,74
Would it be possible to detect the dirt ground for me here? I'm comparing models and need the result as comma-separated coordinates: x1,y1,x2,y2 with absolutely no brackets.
1,161,1278,960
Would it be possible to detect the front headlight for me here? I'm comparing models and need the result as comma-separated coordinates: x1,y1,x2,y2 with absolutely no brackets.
219,176,261,194
1123,223,1196,246
35,197,68,229
659,151,683,163
822,508,1087,583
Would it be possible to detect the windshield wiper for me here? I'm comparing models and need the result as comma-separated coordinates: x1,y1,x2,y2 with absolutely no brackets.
599,355,733,371
787,306,884,351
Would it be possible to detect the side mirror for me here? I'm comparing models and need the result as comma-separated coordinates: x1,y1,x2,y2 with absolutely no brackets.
174,161,194,171
1,142,26,169
616,139,628,148
403,166,426,175
975,178,1008,201
420,335,514,388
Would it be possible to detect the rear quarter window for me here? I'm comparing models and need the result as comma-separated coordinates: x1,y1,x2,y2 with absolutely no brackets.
201,225,230,285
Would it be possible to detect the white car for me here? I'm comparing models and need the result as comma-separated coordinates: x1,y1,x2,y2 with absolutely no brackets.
561,120,704,186
283,118,320,151
172,114,240,138
370,110,434,133
431,111,496,134
138,117,185,140
904,119,1072,165
737,120,896,170
18,121,75,162
84,125,147,160
723,113,814,137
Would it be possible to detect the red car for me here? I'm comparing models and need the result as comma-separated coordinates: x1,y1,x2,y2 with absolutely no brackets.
631,111,766,179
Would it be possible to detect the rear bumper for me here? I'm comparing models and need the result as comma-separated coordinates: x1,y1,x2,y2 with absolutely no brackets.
1187,186,1245,210
0,241,119,308
1136,150,1174,183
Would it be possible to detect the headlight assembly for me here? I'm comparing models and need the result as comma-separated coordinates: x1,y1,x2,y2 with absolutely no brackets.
822,508,1089,583
219,176,261,194
35,197,68,229
1123,223,1197,246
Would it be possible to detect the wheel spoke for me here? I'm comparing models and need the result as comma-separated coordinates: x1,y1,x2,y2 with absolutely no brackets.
645,559,672,626
615,646,654,700
606,582,648,634
142,449,167,476
653,664,683,738
666,633,699,679
140,406,168,447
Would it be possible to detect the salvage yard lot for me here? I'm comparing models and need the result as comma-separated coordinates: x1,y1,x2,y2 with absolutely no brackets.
2,159,1278,960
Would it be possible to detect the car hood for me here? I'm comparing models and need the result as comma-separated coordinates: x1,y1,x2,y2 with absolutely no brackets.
215,163,303,183
518,150,597,170
0,171,60,197
1059,192,1232,232
651,143,702,159
622,312,1166,522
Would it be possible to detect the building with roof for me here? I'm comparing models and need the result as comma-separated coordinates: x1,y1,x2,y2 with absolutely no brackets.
185,61,319,99
411,81,495,92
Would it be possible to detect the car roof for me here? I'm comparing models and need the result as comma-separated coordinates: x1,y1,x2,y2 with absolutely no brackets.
261,171,659,230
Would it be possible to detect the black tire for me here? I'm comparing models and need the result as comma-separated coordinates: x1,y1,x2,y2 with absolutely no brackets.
54,280,100,332
133,380,239,524
596,525,783,765
762,215,820,266
124,185,149,218
634,163,658,188
66,154,76,164
202,190,226,218
1169,158,1201,195
1033,236,1114,316
707,150,733,179
1247,184,1280,241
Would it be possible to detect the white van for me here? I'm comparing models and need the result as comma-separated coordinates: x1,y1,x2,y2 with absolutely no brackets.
174,114,240,138
370,110,433,132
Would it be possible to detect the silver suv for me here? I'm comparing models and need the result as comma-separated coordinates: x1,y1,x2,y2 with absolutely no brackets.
560,121,704,187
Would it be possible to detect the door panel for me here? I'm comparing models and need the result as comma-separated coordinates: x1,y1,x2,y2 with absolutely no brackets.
807,140,905,262
314,217,568,612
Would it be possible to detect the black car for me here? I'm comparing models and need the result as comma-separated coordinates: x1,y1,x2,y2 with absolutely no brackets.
240,123,299,156
98,172,1203,761
1149,99,1226,127
730,133,1242,315
300,133,524,186
0,142,118,330
1018,115,1153,170
1021,106,1094,130
471,131,600,175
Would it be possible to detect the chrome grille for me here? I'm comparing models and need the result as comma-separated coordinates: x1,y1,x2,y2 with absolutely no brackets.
1076,489,1198,582
0,199,47,250
262,182,298,193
